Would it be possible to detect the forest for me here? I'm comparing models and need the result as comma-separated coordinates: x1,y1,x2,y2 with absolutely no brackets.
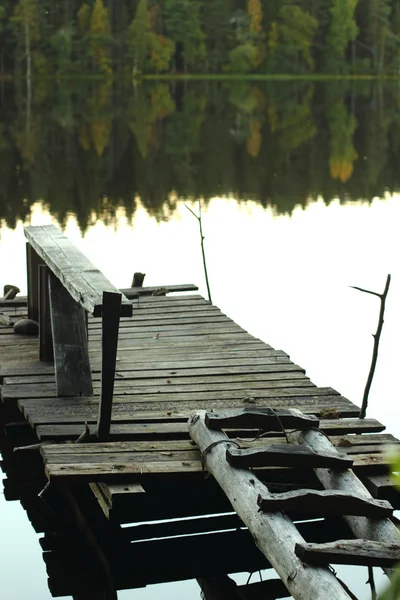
1,0,400,77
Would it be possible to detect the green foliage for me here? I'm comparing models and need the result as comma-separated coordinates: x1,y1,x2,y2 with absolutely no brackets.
2,0,400,75
278,5,318,71
164,0,205,71
87,0,112,75
126,0,151,73
229,43,258,73
324,0,358,73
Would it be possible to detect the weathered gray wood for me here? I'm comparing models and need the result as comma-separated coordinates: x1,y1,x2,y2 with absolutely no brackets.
227,444,353,469
24,225,132,317
257,489,393,518
198,576,289,600
26,242,44,322
39,265,53,362
48,272,93,397
206,407,319,431
295,539,400,567
96,291,121,441
288,428,400,548
187,411,352,600
122,284,198,298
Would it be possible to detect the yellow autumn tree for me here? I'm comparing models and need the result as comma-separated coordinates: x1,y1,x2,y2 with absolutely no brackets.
327,100,358,183
248,0,265,67
88,0,112,76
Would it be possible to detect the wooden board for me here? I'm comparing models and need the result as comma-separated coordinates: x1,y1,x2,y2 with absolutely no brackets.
24,225,132,317
48,272,93,397
295,539,400,567
257,489,393,518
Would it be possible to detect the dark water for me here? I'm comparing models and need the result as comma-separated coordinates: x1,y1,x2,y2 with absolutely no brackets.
1,79,400,229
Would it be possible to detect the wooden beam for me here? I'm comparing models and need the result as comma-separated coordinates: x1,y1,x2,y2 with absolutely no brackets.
26,242,44,322
198,575,289,600
39,265,53,362
49,273,93,397
188,411,353,600
96,292,121,441
122,284,198,298
295,539,400,567
257,489,393,518
227,444,353,469
205,408,319,431
24,226,132,317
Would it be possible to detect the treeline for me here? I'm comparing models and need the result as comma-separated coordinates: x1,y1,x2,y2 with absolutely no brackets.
1,0,400,77
1,79,400,230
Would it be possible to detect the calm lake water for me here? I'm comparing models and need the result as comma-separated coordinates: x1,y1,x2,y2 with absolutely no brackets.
1,80,399,599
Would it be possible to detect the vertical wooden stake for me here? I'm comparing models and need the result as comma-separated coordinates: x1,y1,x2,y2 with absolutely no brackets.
97,292,121,442
39,265,54,362
26,242,44,322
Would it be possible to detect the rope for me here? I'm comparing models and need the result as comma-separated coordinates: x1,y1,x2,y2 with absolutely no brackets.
201,439,241,470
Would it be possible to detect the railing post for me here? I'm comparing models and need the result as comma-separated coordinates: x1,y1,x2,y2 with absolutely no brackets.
96,291,121,441
39,265,54,362
26,242,45,322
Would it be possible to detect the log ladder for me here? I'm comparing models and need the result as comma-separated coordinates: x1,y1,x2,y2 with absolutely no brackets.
189,408,400,600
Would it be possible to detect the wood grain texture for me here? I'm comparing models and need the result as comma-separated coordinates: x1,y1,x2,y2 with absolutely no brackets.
226,444,353,469
188,411,352,600
49,273,93,397
97,291,121,441
295,539,400,567
25,225,132,317
257,488,393,518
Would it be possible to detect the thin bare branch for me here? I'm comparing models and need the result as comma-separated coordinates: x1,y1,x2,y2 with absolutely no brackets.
350,285,382,298
185,201,212,303
366,566,377,600
357,274,391,419
185,204,200,221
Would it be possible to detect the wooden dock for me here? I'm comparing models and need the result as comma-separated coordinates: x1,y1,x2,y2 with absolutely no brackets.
1,226,400,599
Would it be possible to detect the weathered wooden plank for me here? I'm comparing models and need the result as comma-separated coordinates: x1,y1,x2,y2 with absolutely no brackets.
17,392,355,411
97,291,121,441
187,411,353,600
121,284,198,298
39,265,53,362
48,273,93,397
0,351,288,378
227,444,353,469
5,368,306,387
295,539,400,567
24,225,132,317
26,243,44,322
206,408,319,431
89,325,247,340
4,383,334,400
38,435,394,456
258,489,393,518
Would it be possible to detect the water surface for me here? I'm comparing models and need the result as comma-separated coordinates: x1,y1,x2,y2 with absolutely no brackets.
1,80,399,599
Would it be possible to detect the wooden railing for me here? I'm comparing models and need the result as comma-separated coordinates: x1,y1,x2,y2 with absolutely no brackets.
25,224,133,441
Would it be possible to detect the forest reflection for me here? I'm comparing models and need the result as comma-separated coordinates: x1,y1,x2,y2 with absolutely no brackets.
1,78,399,232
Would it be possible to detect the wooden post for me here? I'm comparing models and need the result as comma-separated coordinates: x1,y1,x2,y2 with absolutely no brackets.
26,242,44,322
39,265,53,362
48,273,93,397
96,292,121,441
188,411,353,600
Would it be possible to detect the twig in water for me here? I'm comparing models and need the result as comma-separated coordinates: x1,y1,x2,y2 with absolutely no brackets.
367,566,377,600
350,274,391,419
185,201,212,303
